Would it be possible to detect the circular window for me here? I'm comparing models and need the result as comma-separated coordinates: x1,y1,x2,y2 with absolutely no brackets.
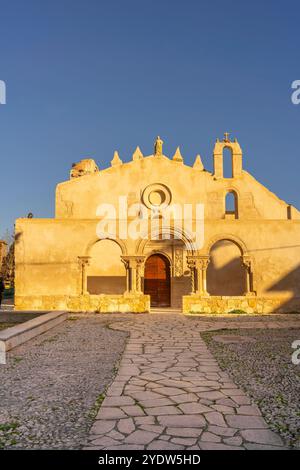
148,189,166,206
142,184,172,209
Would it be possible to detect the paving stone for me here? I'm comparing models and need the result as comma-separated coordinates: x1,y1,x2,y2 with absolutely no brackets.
215,398,238,407
90,420,116,435
117,418,135,435
204,411,227,427
145,405,181,416
121,405,145,417
223,436,243,446
157,379,193,388
200,431,222,443
139,398,173,408
158,415,206,428
244,443,287,450
226,415,268,429
212,405,236,414
178,402,212,414
171,437,197,446
155,386,186,396
108,444,145,450
128,391,163,401
231,395,252,405
134,416,155,425
159,435,170,441
207,425,237,437
166,427,201,438
96,407,127,420
124,430,158,445
102,396,135,407
170,393,198,404
240,429,284,446
197,391,225,400
236,405,262,416
199,442,242,450
147,440,184,450
89,436,120,447
107,430,124,440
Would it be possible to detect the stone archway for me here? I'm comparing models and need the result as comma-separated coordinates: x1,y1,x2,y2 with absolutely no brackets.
86,239,126,294
203,235,255,297
207,240,246,295
144,254,171,307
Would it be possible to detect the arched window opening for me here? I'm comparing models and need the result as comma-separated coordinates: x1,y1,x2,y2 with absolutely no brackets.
223,147,233,178
225,191,238,219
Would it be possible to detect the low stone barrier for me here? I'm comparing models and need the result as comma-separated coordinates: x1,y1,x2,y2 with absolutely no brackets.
15,294,150,313
0,311,67,363
182,295,300,314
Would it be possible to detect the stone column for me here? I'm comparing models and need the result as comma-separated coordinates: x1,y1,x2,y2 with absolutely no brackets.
201,257,210,295
187,256,210,296
121,257,130,294
78,256,90,295
242,255,255,296
121,256,145,294
187,257,196,294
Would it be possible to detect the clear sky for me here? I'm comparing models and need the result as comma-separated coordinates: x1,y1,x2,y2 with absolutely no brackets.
0,0,299,236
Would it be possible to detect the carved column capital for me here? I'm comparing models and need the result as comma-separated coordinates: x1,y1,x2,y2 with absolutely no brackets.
241,255,252,269
78,256,90,266
187,255,210,270
241,255,256,296
78,256,90,295
187,255,210,295
121,256,145,293
121,255,145,268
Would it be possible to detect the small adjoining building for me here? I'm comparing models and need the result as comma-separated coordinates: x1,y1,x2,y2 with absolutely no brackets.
0,240,7,273
15,135,300,313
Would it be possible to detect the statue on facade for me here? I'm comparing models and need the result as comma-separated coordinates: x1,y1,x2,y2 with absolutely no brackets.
154,136,163,156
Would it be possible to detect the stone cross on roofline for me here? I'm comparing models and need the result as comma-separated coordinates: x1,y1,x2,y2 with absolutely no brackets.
223,132,230,142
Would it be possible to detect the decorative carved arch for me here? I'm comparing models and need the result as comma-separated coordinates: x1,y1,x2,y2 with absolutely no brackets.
204,234,248,257
136,225,196,255
85,236,128,256
144,250,173,267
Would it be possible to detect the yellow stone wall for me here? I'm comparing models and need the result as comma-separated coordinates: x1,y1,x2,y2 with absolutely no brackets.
183,295,300,314
15,293,150,313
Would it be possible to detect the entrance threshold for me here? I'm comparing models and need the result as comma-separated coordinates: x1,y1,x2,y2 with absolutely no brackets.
150,307,182,314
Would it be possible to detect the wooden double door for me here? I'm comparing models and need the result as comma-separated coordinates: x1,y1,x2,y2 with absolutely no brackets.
144,254,171,307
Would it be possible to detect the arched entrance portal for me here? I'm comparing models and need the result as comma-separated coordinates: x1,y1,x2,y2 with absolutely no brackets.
144,254,171,307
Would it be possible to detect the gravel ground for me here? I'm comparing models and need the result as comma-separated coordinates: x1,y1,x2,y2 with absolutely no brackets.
0,314,130,449
201,328,300,448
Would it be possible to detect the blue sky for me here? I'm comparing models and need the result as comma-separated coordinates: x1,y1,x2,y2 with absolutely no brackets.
0,0,299,236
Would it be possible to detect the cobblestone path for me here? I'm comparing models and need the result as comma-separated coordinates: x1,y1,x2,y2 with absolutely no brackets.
85,313,299,450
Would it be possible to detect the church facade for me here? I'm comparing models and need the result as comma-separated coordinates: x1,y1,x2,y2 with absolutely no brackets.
15,135,300,313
